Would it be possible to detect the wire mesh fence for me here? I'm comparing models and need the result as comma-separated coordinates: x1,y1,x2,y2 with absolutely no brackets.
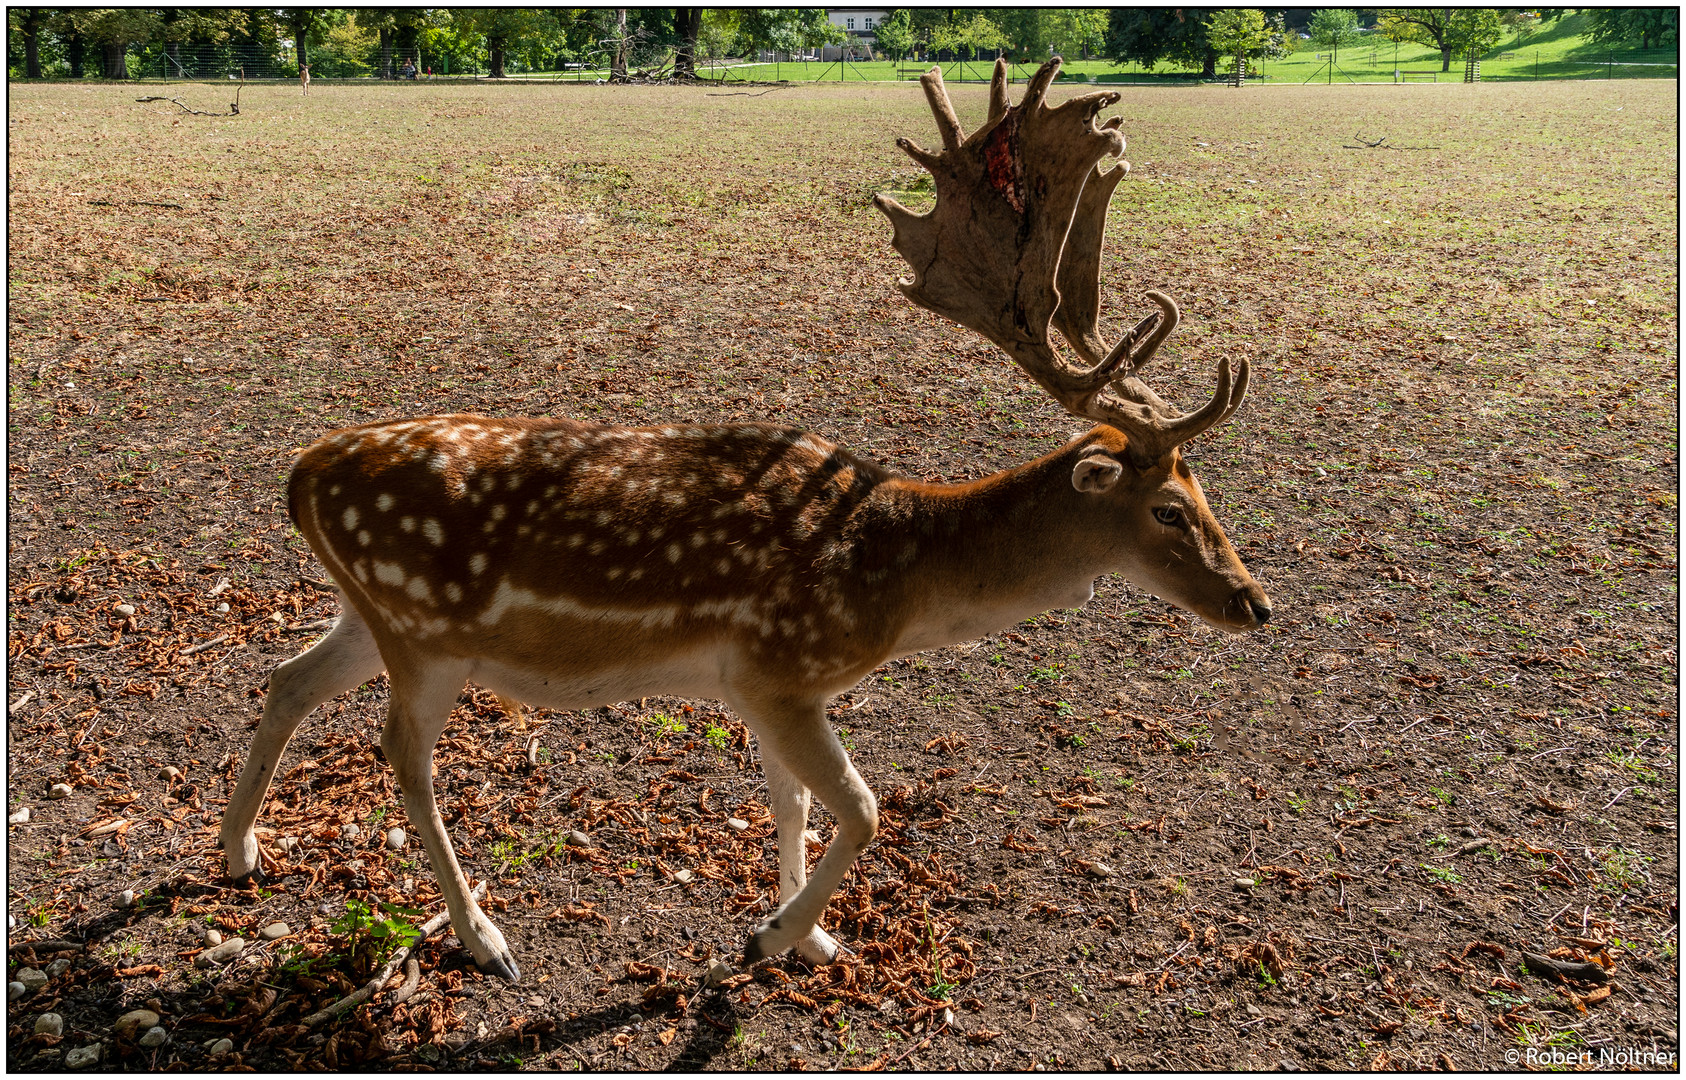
9,39,1679,84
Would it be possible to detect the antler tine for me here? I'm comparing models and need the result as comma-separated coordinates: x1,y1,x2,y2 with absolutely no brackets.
1124,290,1180,374
987,57,1011,124
1019,53,1064,114
1099,357,1250,467
918,67,966,153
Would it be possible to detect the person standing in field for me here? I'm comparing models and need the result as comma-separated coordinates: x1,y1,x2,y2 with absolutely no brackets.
300,64,310,96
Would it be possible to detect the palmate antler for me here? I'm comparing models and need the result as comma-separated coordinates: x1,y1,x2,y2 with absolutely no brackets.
875,57,1248,468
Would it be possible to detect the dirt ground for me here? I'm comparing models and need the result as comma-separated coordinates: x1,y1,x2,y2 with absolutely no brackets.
5,78,1678,1071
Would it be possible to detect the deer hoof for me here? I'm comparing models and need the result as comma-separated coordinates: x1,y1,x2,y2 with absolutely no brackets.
220,834,263,882
741,934,768,967
476,953,521,983
796,927,839,966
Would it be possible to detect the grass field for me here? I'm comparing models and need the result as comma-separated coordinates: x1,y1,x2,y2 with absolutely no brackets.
6,76,1678,1071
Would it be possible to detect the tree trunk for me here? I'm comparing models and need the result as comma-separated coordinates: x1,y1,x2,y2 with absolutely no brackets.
1440,44,1452,71
67,30,85,78
379,25,395,78
290,12,310,74
102,39,129,79
611,8,628,78
1200,47,1217,79
488,38,506,78
21,10,42,78
673,7,701,78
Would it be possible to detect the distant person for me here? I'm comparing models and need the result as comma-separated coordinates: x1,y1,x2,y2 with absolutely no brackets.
300,63,309,96
426,67,432,79
402,59,416,80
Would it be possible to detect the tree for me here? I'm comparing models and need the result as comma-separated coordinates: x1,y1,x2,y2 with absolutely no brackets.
451,8,556,77
873,8,915,62
10,8,50,78
991,9,1108,63
1206,9,1270,60
317,10,378,77
1308,9,1363,60
673,8,702,77
1378,8,1504,72
929,11,1008,62
1045,8,1109,61
1105,7,1219,79
57,9,163,79
1586,9,1678,51
282,8,323,74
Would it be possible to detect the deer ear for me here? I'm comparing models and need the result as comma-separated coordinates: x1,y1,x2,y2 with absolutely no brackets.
1072,454,1123,494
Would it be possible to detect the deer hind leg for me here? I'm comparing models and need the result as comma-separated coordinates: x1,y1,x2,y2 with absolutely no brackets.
221,608,384,880
735,698,877,966
379,655,521,982
763,754,841,964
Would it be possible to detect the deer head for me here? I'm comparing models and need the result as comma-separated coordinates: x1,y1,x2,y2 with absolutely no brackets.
874,56,1268,631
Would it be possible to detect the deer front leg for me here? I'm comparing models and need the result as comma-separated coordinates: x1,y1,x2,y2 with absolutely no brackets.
762,754,840,965
735,698,877,966
380,657,521,983
221,610,384,879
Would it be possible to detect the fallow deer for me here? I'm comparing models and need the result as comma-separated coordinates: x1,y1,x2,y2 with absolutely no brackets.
220,57,1271,983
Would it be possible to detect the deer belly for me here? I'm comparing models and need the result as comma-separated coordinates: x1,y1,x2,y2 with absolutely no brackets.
470,647,730,712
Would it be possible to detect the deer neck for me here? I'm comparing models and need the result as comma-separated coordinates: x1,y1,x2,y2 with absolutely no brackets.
878,444,1113,656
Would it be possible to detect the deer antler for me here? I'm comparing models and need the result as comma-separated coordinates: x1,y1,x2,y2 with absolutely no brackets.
875,57,1248,468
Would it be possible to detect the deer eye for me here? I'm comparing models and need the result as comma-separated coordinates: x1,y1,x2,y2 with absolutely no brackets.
1153,507,1183,527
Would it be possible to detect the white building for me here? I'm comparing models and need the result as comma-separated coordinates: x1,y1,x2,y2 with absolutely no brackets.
822,8,890,60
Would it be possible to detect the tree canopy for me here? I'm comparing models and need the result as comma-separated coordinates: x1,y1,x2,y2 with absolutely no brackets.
1104,7,1219,78
1377,8,1504,71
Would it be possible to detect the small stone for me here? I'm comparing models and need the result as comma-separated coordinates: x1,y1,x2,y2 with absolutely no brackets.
157,766,181,783
8,981,26,1000
269,611,285,624
941,1008,955,1026
115,1009,161,1038
204,929,223,946
258,922,290,942
564,829,594,848
215,603,230,613
705,959,733,986
726,817,749,831
34,1013,64,1037
117,890,136,909
49,783,73,800
195,938,246,968
16,967,49,991
671,868,694,883
10,806,30,824
64,1044,101,1069
210,1037,234,1055
139,1027,168,1048
1085,862,1116,879
1246,1003,1263,1018
114,604,136,618
1234,878,1257,889
385,827,406,851
340,823,361,840
788,1043,805,1057
278,835,298,853
46,958,71,978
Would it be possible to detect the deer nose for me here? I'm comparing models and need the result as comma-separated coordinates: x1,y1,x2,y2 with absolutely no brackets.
1236,585,1272,627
